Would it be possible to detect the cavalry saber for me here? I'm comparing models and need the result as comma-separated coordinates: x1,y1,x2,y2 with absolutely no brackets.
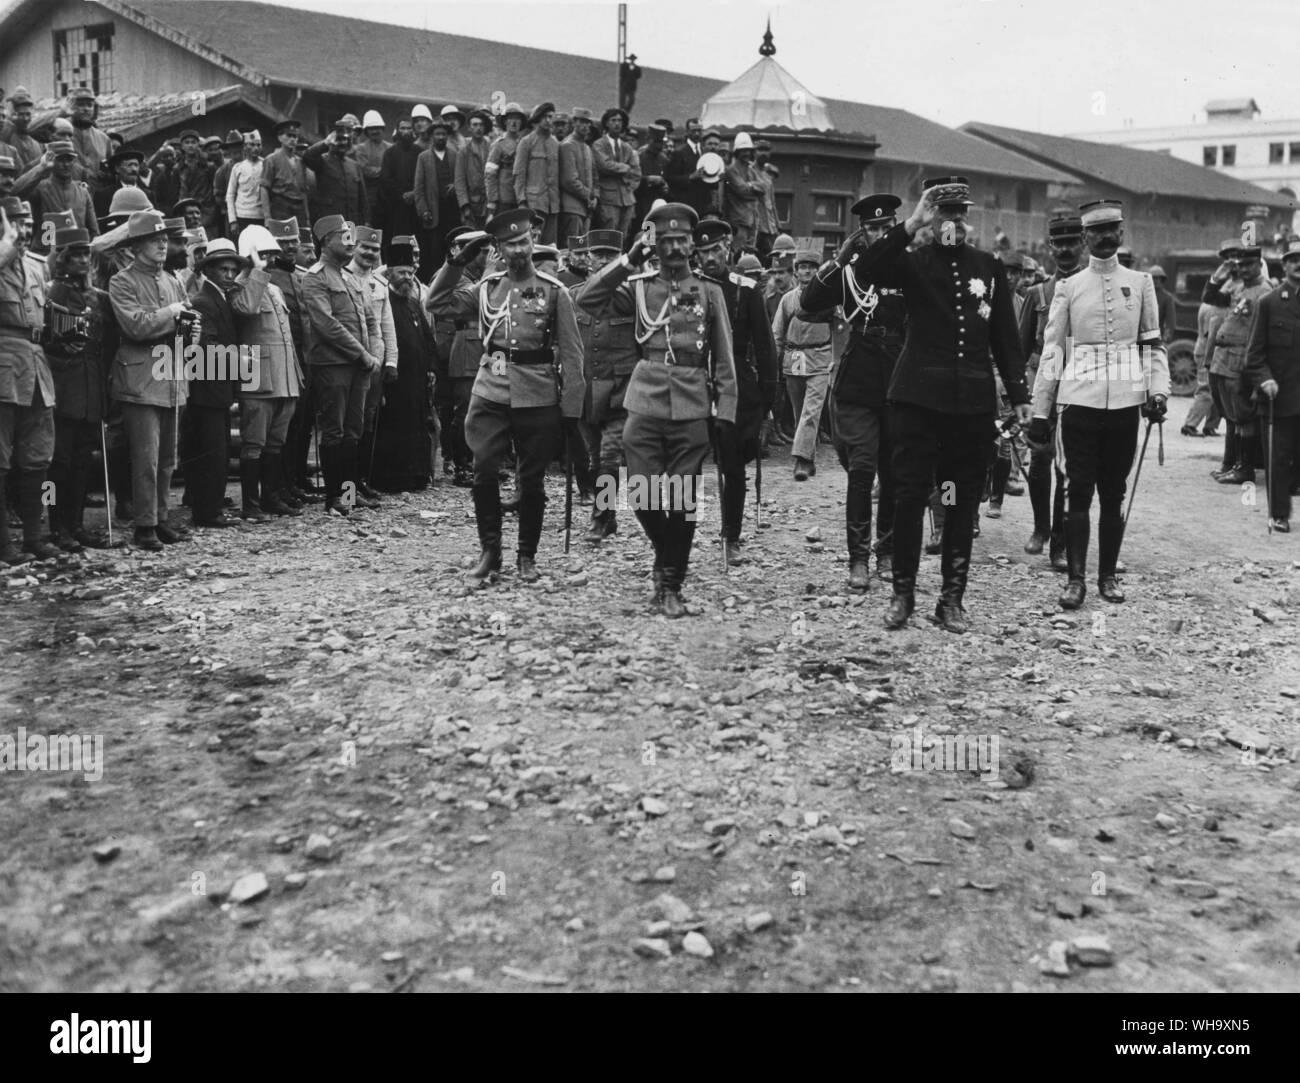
1265,394,1275,534
100,423,113,547
563,442,574,554
1124,419,1155,527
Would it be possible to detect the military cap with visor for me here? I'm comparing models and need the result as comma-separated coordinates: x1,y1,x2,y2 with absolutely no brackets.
645,202,698,239
923,176,974,208
1079,199,1124,227
693,218,732,248
486,207,534,244
586,229,622,252
851,193,901,224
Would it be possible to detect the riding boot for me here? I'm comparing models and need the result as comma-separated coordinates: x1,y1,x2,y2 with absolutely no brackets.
469,483,503,581
1026,462,1051,550
516,488,544,581
1059,511,1089,609
261,452,302,516
46,461,75,547
846,468,873,590
584,471,618,543
934,498,974,633
1097,502,1126,601
19,470,60,559
0,470,19,563
635,509,667,603
240,458,270,522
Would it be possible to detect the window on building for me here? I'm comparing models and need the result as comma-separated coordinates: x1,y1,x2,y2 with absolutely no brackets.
1015,183,1032,214
775,192,792,229
1221,145,1236,166
1290,142,1300,163
53,23,115,98
811,231,841,258
1203,145,1217,167
1270,143,1285,164
811,194,846,228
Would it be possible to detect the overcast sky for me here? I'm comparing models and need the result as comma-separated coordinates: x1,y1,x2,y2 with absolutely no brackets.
268,0,1299,133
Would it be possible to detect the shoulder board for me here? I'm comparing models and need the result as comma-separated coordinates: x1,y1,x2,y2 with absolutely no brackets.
305,261,324,273
534,269,566,289
480,268,507,285
628,269,657,282
729,271,757,289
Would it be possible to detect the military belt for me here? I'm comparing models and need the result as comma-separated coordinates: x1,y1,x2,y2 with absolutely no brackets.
481,347,554,367
0,324,43,344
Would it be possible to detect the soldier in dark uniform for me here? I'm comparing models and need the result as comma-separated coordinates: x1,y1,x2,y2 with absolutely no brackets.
429,207,585,583
429,225,490,487
694,217,777,564
1246,238,1300,532
577,202,738,617
571,228,639,543
802,194,906,589
1017,215,1085,570
44,225,114,550
850,178,1030,633
557,234,588,288
0,198,60,562
300,214,382,516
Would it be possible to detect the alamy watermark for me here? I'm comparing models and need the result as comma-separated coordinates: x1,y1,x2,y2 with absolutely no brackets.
152,341,261,391
0,727,103,781
890,726,1000,781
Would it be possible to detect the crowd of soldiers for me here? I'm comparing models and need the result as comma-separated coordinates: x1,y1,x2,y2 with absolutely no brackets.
2,84,1295,626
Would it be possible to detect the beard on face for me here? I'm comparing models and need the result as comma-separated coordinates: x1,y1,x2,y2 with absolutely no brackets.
164,248,189,271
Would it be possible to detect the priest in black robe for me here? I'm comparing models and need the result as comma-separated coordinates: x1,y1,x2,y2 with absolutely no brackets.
371,240,438,491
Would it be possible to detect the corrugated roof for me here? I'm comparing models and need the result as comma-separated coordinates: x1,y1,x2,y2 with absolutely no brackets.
827,100,1072,184
961,121,1294,208
6,1,1074,185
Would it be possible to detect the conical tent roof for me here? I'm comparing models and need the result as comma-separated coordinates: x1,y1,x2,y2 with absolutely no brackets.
700,25,833,132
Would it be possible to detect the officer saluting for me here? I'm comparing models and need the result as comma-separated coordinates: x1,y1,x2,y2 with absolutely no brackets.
429,206,585,583
802,193,907,590
848,178,1030,633
577,202,738,617
694,217,777,565
1029,199,1169,609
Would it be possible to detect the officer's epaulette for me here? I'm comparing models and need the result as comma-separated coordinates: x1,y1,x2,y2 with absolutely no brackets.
305,260,325,274
480,267,508,283
533,269,566,289
728,271,757,289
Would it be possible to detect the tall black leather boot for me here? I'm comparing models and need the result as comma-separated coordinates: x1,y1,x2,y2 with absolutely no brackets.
660,512,694,619
239,457,270,522
635,509,667,605
1097,502,1126,602
19,470,60,559
934,497,974,633
885,500,922,630
1026,460,1051,551
0,469,23,564
584,471,618,543
469,483,503,581
846,468,873,591
261,452,302,516
516,487,544,582
322,444,349,515
1059,511,1089,609
986,455,1011,517
46,461,79,550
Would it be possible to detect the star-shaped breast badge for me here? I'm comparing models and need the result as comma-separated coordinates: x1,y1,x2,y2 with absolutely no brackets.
977,301,992,321
967,277,987,299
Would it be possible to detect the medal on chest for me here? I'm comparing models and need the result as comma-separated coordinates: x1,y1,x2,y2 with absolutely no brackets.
1121,285,1133,310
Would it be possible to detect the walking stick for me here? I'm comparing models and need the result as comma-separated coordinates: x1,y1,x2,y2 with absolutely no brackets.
1265,393,1275,534
367,385,381,486
563,437,574,555
1123,419,1155,527
100,422,113,547
754,436,763,531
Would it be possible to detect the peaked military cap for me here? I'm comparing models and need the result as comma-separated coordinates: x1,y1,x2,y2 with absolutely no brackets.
353,225,382,246
1048,215,1084,239
265,218,299,241
693,218,732,248
586,229,622,252
850,194,901,224
646,202,698,239
923,176,974,208
1080,199,1124,227
486,207,533,244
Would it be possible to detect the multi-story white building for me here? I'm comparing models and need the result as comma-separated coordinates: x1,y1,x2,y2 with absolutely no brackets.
1077,99,1300,231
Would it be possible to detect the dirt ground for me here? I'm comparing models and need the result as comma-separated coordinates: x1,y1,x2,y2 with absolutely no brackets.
2,396,1298,993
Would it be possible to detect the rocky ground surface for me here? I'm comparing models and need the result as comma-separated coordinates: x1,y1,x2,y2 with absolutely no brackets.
1,399,1298,992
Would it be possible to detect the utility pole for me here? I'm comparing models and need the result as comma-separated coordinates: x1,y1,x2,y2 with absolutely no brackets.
618,3,627,91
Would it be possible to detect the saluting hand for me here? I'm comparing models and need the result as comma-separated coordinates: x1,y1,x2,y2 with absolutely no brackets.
0,206,17,246
905,188,936,236
626,231,653,267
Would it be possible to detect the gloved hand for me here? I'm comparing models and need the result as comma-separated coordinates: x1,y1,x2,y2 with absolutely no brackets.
383,365,398,384
1259,379,1279,400
1141,394,1167,422
835,229,865,266
626,232,653,267
1025,416,1052,450
447,233,491,267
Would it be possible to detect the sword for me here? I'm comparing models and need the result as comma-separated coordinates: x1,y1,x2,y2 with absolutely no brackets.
754,436,762,531
1124,418,1155,527
1265,393,1275,534
100,422,113,547
1157,420,1164,467
563,436,574,554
